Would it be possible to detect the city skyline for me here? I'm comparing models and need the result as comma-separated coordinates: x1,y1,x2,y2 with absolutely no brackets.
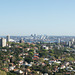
0,0,75,36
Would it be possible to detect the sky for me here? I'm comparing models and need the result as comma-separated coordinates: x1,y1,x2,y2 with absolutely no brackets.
0,0,75,36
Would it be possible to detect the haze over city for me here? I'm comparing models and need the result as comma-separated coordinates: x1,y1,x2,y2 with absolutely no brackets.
0,0,75,36
0,0,75,75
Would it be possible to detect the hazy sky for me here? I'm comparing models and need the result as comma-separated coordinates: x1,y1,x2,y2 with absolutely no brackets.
0,0,75,36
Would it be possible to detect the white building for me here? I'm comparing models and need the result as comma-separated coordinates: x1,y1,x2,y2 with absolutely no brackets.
9,66,15,71
72,38,75,44
42,46,49,50
44,73,48,75
58,38,61,44
68,41,72,47
0,38,6,47
18,70,23,74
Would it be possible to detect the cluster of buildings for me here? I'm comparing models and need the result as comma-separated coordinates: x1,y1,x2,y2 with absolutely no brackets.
0,35,15,47
0,35,9,47
0,38,75,75
0,35,75,75
68,38,75,47
8,35,75,43
1,35,75,46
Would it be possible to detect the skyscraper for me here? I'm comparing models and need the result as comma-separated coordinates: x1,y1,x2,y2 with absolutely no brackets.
72,38,75,44
68,41,72,47
0,38,6,47
58,38,61,44
7,35,10,42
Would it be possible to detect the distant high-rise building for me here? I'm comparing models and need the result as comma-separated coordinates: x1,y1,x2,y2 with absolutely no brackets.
7,35,10,42
0,38,6,47
20,38,24,43
72,38,75,44
58,38,61,44
68,41,71,47
72,38,74,42
31,34,34,37
34,34,36,37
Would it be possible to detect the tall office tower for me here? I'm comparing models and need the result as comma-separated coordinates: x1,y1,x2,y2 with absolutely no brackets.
58,38,61,44
68,41,72,47
72,38,75,44
20,38,24,43
0,38,6,47
7,35,10,42
72,38,74,42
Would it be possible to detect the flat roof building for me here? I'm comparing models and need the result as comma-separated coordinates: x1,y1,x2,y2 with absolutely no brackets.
7,35,10,42
0,38,6,47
